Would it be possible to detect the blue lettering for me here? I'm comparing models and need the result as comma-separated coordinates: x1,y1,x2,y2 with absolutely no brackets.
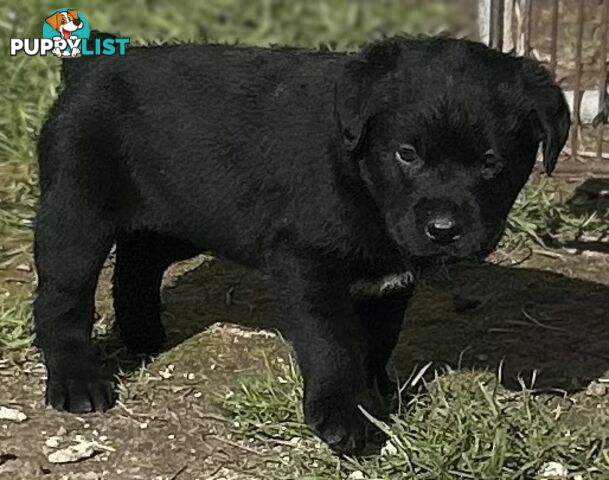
102,38,115,55
81,38,94,55
115,38,129,55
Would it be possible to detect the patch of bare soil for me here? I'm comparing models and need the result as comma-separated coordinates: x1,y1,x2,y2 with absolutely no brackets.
2,249,609,479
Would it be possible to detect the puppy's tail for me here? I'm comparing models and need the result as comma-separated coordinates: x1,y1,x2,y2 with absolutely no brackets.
60,31,119,85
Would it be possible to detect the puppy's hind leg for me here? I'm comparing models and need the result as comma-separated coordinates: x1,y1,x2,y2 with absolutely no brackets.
113,232,197,354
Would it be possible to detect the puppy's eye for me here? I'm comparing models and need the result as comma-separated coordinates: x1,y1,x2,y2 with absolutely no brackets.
395,144,418,164
481,149,504,179
61,18,66,24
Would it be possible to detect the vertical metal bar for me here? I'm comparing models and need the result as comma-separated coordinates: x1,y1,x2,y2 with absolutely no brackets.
503,0,514,52
571,0,585,159
524,0,533,57
490,0,505,51
549,0,559,78
597,0,609,162
479,0,491,45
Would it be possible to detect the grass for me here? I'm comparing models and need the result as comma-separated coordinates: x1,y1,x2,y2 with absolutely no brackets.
502,179,608,252
223,360,609,479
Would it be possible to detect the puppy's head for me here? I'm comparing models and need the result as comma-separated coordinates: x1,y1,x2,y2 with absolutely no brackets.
335,37,569,261
45,10,82,36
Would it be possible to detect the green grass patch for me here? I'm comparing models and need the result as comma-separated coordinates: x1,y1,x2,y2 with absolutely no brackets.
503,180,608,251
223,361,609,479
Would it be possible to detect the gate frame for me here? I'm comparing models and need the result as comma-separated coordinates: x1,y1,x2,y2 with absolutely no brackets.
478,0,609,171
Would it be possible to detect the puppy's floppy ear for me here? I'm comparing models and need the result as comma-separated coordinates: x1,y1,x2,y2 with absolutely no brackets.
67,9,79,20
521,61,570,176
334,40,401,152
45,12,61,31
334,60,373,152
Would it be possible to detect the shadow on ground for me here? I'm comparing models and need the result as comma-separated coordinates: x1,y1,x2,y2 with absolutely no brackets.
98,253,609,394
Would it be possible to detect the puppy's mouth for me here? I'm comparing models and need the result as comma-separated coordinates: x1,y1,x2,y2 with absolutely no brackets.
405,240,489,266
60,23,81,37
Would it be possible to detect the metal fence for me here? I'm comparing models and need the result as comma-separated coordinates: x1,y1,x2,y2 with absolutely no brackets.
480,0,609,174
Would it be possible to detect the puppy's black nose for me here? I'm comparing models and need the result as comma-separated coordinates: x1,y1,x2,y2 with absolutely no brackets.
425,217,461,244
73,18,81,26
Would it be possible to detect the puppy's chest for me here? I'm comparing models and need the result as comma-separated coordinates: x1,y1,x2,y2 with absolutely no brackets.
350,271,416,297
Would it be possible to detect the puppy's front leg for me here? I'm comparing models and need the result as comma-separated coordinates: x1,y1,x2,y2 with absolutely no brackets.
355,290,412,396
267,251,370,454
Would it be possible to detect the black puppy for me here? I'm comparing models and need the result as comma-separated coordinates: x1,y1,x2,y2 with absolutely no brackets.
34,36,569,454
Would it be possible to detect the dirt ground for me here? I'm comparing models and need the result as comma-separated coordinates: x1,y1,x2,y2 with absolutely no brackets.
1,246,609,479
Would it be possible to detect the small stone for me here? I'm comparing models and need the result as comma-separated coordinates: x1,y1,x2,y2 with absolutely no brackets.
0,406,27,422
348,471,365,479
45,436,62,448
47,441,96,464
287,437,301,447
380,440,398,456
539,461,568,478
139,422,148,430
585,381,608,397
57,426,67,436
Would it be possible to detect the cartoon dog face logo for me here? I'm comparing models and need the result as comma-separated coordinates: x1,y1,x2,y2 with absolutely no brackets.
45,9,83,38
45,9,83,57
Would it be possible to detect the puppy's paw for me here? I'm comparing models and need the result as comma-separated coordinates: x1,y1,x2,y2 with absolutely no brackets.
305,395,367,455
45,350,114,413
46,376,114,413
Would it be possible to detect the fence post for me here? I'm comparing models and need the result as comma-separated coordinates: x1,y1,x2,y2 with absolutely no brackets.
490,0,504,50
480,0,513,51
478,0,491,44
